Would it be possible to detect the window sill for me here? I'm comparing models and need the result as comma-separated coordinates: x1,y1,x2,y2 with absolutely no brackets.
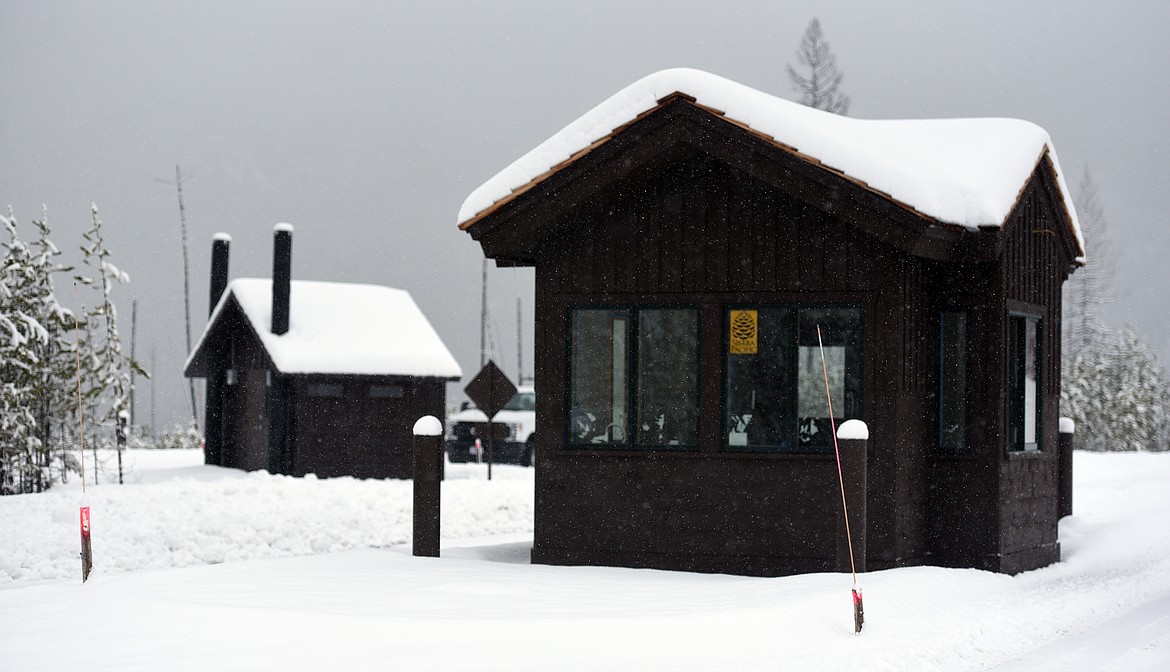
1006,447,1045,459
556,447,835,460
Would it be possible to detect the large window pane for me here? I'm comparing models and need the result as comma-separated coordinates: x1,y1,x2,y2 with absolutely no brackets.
796,308,862,450
1024,318,1038,445
637,309,699,447
726,306,861,453
570,309,629,445
569,307,699,450
727,308,795,451
938,312,969,454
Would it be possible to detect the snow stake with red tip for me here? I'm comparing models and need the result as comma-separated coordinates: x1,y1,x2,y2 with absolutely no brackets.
74,284,93,582
818,324,863,633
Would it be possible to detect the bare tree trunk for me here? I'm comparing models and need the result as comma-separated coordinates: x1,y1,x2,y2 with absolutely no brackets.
174,165,199,430
130,297,137,428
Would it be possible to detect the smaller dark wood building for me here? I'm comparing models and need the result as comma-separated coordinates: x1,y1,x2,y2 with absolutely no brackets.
185,225,461,479
459,69,1085,576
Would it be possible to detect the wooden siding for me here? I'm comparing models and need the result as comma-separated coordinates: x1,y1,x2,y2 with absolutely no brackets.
201,297,447,481
532,149,939,574
292,376,445,480
994,166,1071,572
482,100,1077,577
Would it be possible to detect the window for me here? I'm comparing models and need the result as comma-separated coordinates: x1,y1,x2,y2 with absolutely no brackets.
569,307,699,449
307,383,344,398
938,312,969,454
368,384,404,399
1008,314,1041,452
726,306,862,453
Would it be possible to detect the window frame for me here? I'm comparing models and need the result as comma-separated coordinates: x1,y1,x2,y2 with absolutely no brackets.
1007,312,1042,453
565,304,702,452
722,303,864,455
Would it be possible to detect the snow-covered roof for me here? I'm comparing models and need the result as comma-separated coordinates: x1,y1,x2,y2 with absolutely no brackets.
187,278,462,379
458,68,1082,256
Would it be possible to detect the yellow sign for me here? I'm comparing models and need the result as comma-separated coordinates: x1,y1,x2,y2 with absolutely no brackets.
729,310,758,354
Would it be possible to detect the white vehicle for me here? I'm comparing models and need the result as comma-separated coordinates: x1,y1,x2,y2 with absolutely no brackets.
445,387,536,466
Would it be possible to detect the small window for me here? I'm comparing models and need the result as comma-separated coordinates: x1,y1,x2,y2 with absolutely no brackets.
1008,315,1041,452
369,384,404,399
568,307,699,449
307,383,344,398
726,306,861,453
938,312,969,454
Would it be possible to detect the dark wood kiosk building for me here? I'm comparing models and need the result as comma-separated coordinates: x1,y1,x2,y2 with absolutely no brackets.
459,69,1084,576
185,225,462,479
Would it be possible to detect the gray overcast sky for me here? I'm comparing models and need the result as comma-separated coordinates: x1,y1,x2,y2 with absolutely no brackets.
2,1,1168,429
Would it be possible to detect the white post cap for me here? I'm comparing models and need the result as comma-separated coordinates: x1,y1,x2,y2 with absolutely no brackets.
837,419,869,441
413,415,444,436
1059,417,1076,434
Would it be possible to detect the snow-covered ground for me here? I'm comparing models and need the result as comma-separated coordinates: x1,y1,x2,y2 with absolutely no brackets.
1,450,1168,671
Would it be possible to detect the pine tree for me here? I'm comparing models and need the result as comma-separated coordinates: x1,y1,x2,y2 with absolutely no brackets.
787,18,851,115
0,211,50,493
26,211,79,485
1,204,142,494
74,204,134,474
1063,326,1170,451
1063,168,1115,367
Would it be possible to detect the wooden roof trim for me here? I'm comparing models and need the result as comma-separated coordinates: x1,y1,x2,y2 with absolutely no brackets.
1003,148,1085,265
1041,151,1085,263
460,90,973,235
459,93,694,231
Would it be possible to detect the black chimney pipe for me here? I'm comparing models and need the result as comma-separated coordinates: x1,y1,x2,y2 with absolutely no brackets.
204,233,232,467
271,223,293,335
209,233,231,316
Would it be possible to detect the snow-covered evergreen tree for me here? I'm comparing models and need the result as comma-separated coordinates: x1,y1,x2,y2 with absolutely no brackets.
1063,168,1115,368
1,202,141,494
1,207,86,493
75,204,133,446
1063,326,1170,452
26,211,79,484
786,18,850,115
1,210,52,492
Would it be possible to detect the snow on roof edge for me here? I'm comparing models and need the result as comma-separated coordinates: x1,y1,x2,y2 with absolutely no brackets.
185,278,463,379
457,68,1084,257
184,286,242,375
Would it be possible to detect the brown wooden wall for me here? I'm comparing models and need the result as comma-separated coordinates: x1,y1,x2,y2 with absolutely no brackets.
470,100,1078,576
993,162,1073,573
208,298,447,480
530,149,956,575
291,375,445,480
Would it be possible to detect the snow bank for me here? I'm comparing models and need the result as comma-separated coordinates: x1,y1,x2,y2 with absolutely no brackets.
0,450,531,585
2,451,1169,671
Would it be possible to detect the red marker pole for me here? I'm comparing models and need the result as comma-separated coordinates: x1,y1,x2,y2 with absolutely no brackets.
80,499,93,582
818,324,863,634
74,284,93,582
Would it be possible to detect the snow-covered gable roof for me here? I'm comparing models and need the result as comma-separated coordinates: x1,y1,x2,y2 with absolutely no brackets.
187,278,462,379
458,68,1083,257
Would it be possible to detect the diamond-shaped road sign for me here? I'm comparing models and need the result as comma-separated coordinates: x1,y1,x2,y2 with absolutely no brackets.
464,360,517,420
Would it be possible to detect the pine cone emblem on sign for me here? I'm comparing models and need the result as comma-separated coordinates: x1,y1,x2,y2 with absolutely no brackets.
729,310,758,355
